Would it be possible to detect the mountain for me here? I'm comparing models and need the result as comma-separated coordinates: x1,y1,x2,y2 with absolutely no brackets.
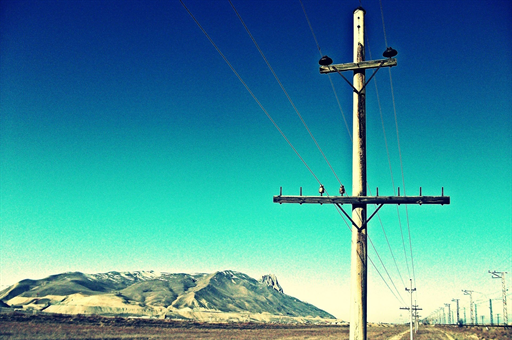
0,270,336,323
260,274,283,293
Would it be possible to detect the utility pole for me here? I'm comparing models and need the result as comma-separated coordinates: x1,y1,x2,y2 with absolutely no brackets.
407,280,415,340
490,299,493,325
400,281,421,340
462,290,474,325
481,315,484,325
274,6,450,340
445,303,451,324
413,300,420,332
497,313,500,325
452,299,460,325
475,303,478,325
464,307,466,325
349,9,368,339
489,271,508,325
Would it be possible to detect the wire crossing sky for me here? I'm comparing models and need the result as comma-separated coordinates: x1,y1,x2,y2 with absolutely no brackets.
1,0,511,323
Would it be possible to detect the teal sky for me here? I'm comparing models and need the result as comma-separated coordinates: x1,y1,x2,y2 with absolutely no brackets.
1,0,511,323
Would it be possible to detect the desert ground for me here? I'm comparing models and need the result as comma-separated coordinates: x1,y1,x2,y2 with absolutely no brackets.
1,313,510,340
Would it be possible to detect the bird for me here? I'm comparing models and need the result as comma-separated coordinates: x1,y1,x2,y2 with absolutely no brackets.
339,184,345,196
319,184,325,196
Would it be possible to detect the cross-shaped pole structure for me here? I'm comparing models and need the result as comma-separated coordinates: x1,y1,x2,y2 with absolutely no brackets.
273,7,450,340
489,270,508,325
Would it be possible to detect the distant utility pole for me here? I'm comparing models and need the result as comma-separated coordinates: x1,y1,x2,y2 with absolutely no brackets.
445,303,451,324
489,270,508,325
462,290,474,325
452,299,460,325
490,299,493,325
481,315,484,325
413,300,420,333
475,303,478,325
497,313,500,325
400,280,421,340
274,6,450,340
464,307,466,324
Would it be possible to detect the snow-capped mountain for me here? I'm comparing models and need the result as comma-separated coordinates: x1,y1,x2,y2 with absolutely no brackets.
0,270,335,323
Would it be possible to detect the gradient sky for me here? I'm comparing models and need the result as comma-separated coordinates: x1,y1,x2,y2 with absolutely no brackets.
1,0,511,323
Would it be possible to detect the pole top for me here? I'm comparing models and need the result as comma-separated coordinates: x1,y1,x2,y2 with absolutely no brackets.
353,6,366,14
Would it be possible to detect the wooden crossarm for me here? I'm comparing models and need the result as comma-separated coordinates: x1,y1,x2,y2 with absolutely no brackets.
273,195,450,205
319,58,397,74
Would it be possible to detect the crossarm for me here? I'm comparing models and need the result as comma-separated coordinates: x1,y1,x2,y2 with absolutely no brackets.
273,195,450,205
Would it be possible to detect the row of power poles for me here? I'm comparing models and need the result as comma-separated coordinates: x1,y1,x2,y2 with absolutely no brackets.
426,271,508,326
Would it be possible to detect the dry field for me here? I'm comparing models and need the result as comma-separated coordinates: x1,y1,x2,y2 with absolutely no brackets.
0,313,510,339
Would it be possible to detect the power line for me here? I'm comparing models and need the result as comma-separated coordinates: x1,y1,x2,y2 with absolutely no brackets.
388,66,416,287
378,0,389,48
299,0,352,141
228,0,342,186
337,205,406,306
368,231,407,305
180,0,322,184
299,0,321,55
377,0,417,290
366,39,407,290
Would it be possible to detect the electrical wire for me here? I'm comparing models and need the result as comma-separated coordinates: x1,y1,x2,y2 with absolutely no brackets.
229,0,343,186
180,0,322,185
378,0,389,48
299,0,352,141
337,204,407,306
366,40,407,290
388,66,416,287
376,0,417,292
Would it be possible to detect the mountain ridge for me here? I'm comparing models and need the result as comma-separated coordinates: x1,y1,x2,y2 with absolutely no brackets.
0,270,337,323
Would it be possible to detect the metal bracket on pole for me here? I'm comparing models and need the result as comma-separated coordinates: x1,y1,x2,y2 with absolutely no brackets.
359,60,386,93
334,60,387,95
336,71,360,93
336,203,384,231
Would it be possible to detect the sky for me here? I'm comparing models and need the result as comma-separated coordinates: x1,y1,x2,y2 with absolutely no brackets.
1,0,511,324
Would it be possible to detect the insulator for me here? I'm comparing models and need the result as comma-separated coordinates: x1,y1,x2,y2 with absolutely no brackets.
319,55,333,66
383,47,398,58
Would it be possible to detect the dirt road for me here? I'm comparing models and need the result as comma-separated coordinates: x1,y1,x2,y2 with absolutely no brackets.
386,325,510,340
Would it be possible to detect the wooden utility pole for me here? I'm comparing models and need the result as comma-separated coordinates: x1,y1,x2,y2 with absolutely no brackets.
489,270,508,325
273,6,449,340
350,8,367,340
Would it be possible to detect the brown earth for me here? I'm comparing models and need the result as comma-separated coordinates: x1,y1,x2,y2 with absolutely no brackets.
0,313,510,339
